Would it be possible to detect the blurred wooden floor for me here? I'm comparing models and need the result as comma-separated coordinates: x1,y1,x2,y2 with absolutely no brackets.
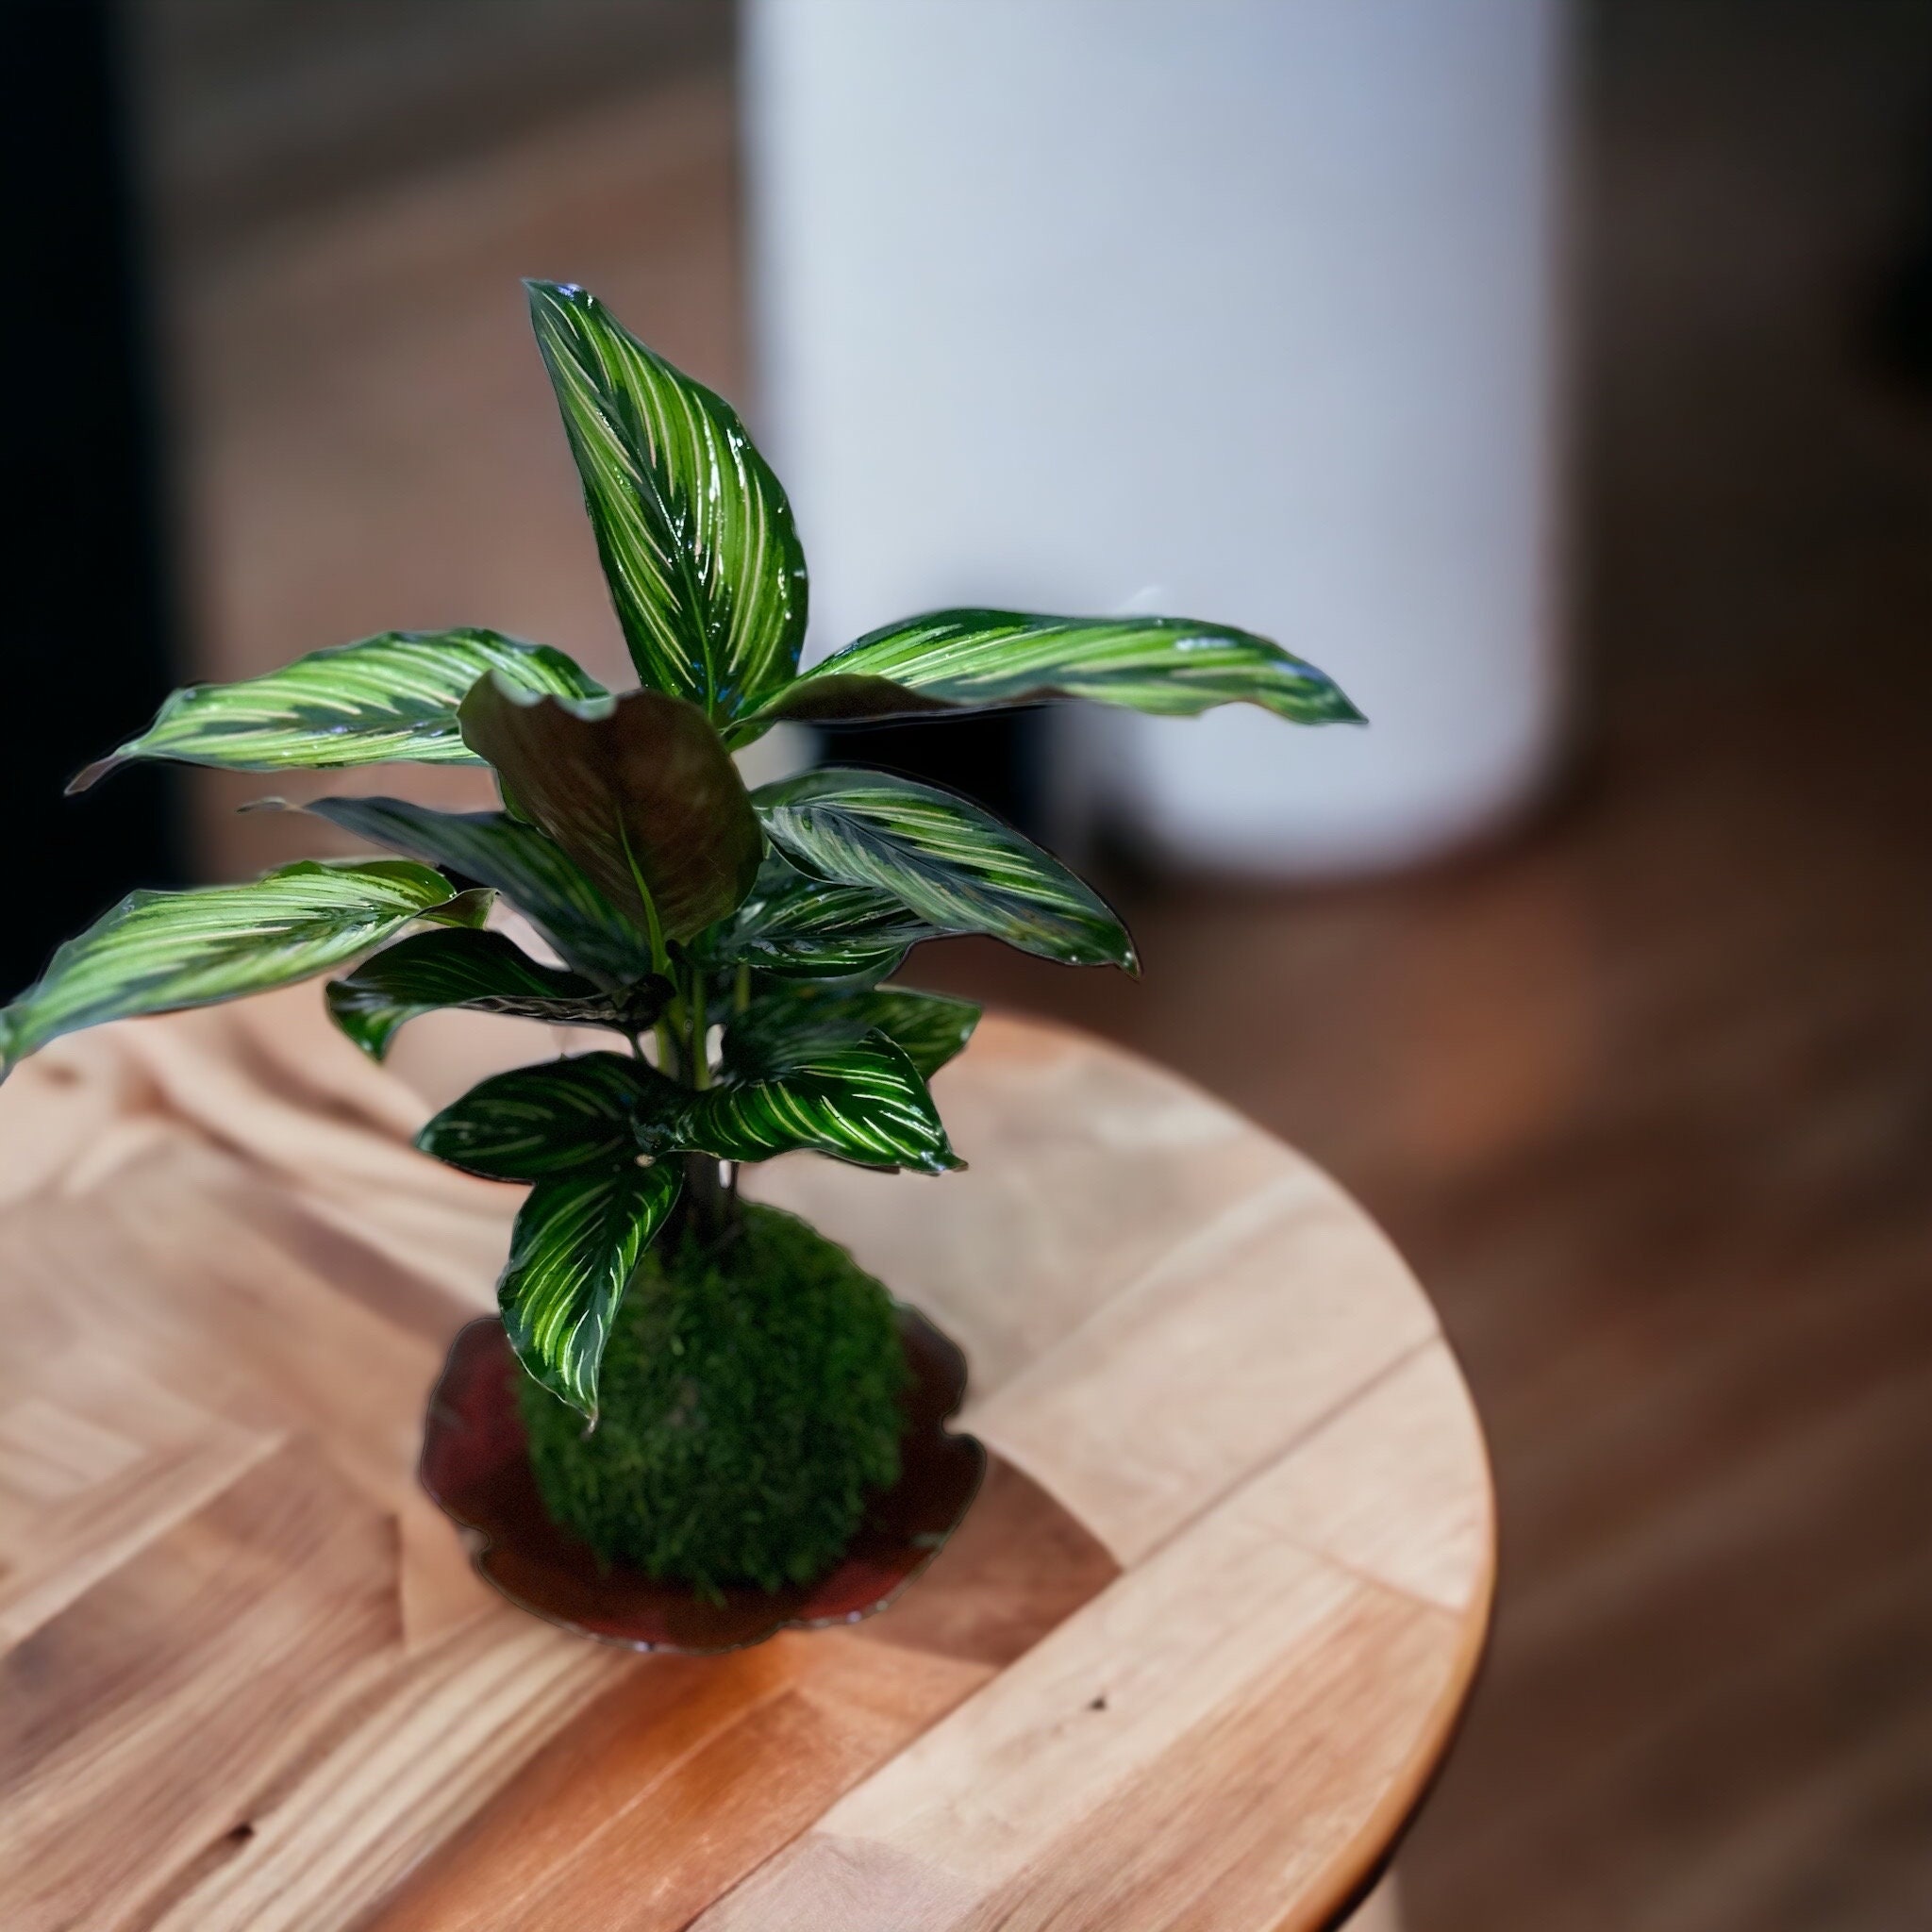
144,4,1932,1926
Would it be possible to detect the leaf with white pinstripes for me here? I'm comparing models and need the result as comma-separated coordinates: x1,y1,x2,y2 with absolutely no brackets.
681,1032,959,1174
691,851,937,979
0,859,474,1076
754,768,1135,971
415,1051,683,1181
69,629,604,791
295,795,658,988
499,1161,683,1416
724,980,980,1081
729,609,1361,741
526,280,808,717
325,927,660,1061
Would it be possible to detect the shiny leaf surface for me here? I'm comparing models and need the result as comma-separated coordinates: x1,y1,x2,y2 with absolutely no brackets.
297,794,657,988
681,1032,959,1174
0,859,467,1075
692,850,936,978
731,608,1360,741
458,679,762,947
416,1051,683,1182
71,629,603,791
499,1162,682,1416
325,927,658,1061
526,280,807,715
725,981,979,1081
755,768,1134,970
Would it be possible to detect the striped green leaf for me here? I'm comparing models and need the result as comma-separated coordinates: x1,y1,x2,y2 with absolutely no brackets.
0,859,471,1076
458,679,762,947
298,795,657,988
500,1162,683,1416
730,609,1361,742
755,768,1134,971
693,851,936,979
725,981,979,1081
71,629,604,791
416,1050,683,1182
682,1033,958,1174
856,988,981,1076
325,927,662,1061
526,281,808,717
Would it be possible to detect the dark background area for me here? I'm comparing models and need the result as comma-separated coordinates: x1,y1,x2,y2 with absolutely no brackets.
3,1,181,992
6,3,1932,1924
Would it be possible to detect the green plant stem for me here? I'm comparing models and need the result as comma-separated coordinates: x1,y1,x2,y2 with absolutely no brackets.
614,807,680,1077
654,1014,681,1078
688,972,710,1091
671,960,734,1242
722,972,745,1219
616,816,669,977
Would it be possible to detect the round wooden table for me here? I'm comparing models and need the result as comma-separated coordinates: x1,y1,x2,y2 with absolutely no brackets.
0,993,1492,1931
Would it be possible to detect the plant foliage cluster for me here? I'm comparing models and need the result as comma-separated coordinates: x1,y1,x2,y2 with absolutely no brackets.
0,282,1360,1422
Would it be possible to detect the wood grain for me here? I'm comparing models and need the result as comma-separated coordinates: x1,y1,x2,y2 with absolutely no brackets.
693,1463,1479,1931
0,999,1490,1928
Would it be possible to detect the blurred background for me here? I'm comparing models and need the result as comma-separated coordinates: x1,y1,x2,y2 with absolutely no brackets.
8,0,1932,1924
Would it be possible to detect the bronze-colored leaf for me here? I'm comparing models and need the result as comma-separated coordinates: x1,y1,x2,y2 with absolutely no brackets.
458,677,763,950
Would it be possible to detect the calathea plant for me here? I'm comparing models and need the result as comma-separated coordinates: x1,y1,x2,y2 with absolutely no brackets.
0,283,1360,1592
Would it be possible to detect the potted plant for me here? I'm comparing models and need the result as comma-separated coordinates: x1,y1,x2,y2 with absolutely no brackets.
0,283,1359,1640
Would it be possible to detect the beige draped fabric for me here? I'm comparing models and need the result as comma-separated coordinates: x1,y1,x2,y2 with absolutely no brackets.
0,982,557,1293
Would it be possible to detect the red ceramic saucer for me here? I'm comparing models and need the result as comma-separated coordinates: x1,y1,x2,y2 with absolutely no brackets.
419,1305,986,1654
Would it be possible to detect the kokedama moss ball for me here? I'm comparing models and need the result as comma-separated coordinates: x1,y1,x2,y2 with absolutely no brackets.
519,1202,907,1594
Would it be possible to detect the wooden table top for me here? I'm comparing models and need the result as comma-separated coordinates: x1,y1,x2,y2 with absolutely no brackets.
0,989,1492,1931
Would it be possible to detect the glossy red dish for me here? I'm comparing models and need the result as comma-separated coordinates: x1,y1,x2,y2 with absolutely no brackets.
419,1305,986,1653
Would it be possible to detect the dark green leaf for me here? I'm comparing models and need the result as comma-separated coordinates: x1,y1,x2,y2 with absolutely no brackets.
729,609,1361,741
416,1051,683,1182
681,1032,959,1174
418,888,498,930
840,987,980,1077
71,629,604,791
458,679,762,947
525,280,808,717
296,794,657,988
0,859,467,1076
692,850,936,978
500,1162,682,1416
725,981,979,1081
755,767,1134,971
325,927,665,1061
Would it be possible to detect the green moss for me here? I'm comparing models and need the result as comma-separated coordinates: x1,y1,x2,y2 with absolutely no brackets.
518,1202,906,1593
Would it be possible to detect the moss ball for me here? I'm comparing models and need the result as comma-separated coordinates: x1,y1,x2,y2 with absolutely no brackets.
518,1202,907,1594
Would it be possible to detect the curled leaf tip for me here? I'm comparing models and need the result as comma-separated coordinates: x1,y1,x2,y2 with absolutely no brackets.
478,668,546,711
475,670,615,722
235,796,291,815
65,757,118,796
